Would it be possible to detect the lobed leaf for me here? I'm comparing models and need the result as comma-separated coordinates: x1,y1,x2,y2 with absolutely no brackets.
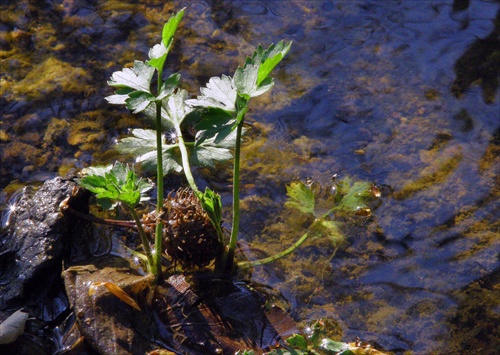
107,60,154,93
186,75,237,112
285,181,315,215
76,162,152,209
234,40,291,98
163,89,192,127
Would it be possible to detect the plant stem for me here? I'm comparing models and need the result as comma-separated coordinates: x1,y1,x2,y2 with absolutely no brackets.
175,125,199,194
126,204,155,273
237,233,310,269
154,99,164,280
224,119,244,273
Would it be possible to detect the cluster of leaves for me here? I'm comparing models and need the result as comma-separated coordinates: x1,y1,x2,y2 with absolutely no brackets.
236,320,388,355
77,162,152,211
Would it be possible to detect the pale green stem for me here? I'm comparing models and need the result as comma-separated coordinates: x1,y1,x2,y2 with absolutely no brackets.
223,119,244,273
154,98,164,280
126,204,155,274
175,125,199,194
237,233,310,269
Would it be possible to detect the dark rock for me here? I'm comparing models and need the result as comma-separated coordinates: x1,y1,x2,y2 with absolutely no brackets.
62,256,298,355
0,177,89,309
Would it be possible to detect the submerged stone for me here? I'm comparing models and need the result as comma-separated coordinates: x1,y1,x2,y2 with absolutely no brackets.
11,57,91,100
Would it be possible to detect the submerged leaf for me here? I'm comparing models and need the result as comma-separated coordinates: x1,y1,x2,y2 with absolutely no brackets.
89,282,141,311
333,177,372,213
285,181,315,214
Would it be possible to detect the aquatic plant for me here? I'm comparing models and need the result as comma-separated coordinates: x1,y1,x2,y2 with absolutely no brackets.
74,8,378,279
236,319,388,355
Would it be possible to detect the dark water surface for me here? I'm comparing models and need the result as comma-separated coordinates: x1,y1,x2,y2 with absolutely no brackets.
1,0,499,353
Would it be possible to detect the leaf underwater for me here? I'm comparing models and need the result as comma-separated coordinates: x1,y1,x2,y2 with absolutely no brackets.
89,282,141,311
285,181,315,214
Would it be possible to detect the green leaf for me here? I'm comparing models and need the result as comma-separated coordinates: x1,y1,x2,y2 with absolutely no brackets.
319,338,349,354
162,8,185,50
286,334,309,350
333,177,372,213
77,162,152,209
190,123,240,167
309,219,345,247
197,187,223,232
234,64,259,98
147,42,168,71
163,89,192,127
107,60,154,93
147,8,184,71
157,73,180,101
254,40,292,86
194,108,236,146
185,75,237,112
116,128,183,175
126,91,155,114
190,143,233,168
285,181,315,214
234,40,291,98
105,87,135,105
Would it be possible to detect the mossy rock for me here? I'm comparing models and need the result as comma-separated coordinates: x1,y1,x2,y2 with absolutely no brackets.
11,57,91,99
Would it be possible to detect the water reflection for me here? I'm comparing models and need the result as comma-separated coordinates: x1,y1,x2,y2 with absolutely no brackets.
0,0,499,353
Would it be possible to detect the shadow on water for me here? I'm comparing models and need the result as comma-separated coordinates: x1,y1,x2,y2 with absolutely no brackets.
1,0,499,353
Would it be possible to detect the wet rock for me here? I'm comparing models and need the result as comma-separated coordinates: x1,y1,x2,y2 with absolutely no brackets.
0,177,89,309
62,255,298,355
62,256,159,355
153,274,299,354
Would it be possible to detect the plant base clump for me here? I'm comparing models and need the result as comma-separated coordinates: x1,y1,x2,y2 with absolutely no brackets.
162,188,220,269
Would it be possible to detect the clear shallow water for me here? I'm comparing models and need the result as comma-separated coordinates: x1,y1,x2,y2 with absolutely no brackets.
1,0,499,353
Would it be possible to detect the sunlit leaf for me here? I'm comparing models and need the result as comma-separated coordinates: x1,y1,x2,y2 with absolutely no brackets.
186,75,237,112
105,87,135,105
285,181,315,214
286,334,308,350
157,73,180,101
125,91,155,114
253,40,292,86
163,89,192,127
162,8,185,50
76,162,152,209
319,338,350,353
107,60,154,93
234,40,291,98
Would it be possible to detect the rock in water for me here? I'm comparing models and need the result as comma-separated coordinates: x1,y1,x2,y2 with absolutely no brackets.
0,177,89,309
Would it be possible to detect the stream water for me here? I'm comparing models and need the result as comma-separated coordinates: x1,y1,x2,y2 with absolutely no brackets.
1,0,499,353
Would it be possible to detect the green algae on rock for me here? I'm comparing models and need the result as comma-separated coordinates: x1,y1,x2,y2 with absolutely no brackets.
11,57,91,100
